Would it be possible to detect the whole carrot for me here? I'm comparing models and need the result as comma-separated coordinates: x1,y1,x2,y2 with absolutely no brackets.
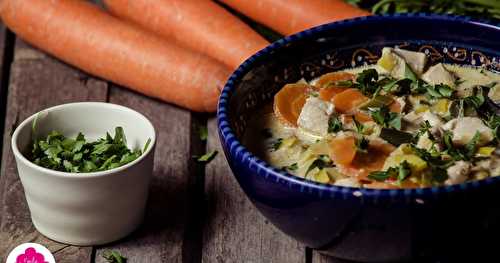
0,0,231,112
219,0,371,35
104,0,269,70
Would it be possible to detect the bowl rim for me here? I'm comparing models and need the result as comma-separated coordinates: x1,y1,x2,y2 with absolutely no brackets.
217,13,500,199
11,102,156,179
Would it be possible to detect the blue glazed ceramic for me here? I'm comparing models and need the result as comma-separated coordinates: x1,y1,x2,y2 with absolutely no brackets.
217,14,500,263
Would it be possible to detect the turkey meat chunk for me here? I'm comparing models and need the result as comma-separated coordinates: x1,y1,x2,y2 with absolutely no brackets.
442,117,494,146
422,63,456,87
297,97,334,136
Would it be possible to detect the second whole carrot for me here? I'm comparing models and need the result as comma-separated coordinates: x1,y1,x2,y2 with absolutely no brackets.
104,0,270,70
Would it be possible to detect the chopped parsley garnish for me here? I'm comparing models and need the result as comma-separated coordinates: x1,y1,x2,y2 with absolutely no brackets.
368,160,411,182
352,116,365,134
284,163,298,171
488,114,500,141
355,136,369,153
441,130,481,161
409,145,451,183
271,138,283,151
30,127,149,173
369,106,402,130
355,69,379,96
102,250,127,263
463,86,485,110
194,150,218,163
305,155,334,175
328,115,343,133
425,84,454,99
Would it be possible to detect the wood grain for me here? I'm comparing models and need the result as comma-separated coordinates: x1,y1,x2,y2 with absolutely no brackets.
0,40,107,262
202,118,305,263
312,252,354,263
94,87,194,263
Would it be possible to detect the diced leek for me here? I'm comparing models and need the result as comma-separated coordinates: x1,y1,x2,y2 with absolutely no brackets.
432,99,451,114
313,169,330,183
281,136,297,148
477,147,495,157
359,95,394,110
415,105,430,114
385,153,427,173
377,51,396,72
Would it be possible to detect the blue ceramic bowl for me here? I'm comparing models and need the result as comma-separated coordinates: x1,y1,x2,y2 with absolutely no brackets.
217,14,500,263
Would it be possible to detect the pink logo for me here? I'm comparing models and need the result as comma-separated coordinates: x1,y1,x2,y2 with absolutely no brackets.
16,247,48,263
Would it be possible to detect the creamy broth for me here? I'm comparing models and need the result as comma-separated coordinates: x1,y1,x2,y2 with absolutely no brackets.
244,48,500,189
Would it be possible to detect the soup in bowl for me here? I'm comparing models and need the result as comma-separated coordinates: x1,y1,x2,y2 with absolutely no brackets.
217,14,500,262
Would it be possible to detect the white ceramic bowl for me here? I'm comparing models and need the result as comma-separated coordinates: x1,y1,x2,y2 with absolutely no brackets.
11,102,156,245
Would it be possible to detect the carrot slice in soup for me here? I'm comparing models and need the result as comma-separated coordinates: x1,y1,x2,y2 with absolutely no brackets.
319,87,344,101
351,142,395,172
343,112,373,123
315,72,355,89
389,100,402,113
329,136,357,165
274,83,309,127
332,88,369,114
316,72,355,101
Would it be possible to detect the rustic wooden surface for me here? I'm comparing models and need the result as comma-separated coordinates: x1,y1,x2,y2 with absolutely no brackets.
0,18,352,263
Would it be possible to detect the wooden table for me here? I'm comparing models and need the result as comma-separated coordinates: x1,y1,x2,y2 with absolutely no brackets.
0,21,350,263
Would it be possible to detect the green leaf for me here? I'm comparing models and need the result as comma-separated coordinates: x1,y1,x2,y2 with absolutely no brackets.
368,169,394,181
397,161,411,182
426,84,454,99
194,150,218,163
285,163,298,171
143,138,152,153
380,128,413,146
368,161,412,183
271,138,283,151
102,250,127,263
369,106,402,130
352,116,365,134
355,69,379,96
464,131,481,158
113,127,126,145
328,115,342,133
404,63,418,82
355,137,369,153
199,126,208,141
305,155,334,176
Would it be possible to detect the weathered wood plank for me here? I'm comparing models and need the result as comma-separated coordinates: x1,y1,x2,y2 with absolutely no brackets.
94,87,193,263
202,118,305,263
0,24,14,156
313,252,353,263
0,40,108,262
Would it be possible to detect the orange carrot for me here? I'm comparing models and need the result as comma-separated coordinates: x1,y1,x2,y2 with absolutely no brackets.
274,83,309,127
316,72,355,101
315,72,356,89
329,136,357,165
103,0,269,70
0,0,231,112
351,142,395,173
389,100,402,113
343,112,373,124
332,88,369,114
219,0,371,35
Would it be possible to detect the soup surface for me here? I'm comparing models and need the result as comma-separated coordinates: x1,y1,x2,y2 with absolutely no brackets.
244,47,500,188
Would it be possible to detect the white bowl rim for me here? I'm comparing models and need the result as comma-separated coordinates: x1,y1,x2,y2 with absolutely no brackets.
11,102,156,179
